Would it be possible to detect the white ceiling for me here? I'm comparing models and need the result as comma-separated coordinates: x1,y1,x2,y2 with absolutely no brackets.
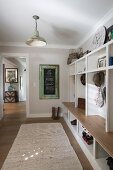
0,0,113,49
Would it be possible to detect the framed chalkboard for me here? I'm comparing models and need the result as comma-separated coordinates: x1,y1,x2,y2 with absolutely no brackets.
39,65,59,99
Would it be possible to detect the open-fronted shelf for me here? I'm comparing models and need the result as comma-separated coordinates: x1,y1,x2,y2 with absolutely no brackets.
87,71,106,119
63,102,113,170
66,40,113,170
76,57,86,74
87,47,106,72
78,121,93,155
76,74,86,107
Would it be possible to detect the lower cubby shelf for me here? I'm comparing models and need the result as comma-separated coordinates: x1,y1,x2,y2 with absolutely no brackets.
62,102,113,170
63,112,110,170
96,158,109,170
78,122,93,155
94,140,110,170
64,115,78,134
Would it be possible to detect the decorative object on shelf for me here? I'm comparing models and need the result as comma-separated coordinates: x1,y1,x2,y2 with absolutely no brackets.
78,48,91,58
67,49,91,65
80,74,86,85
67,50,79,64
39,64,59,99
5,68,18,83
8,84,15,91
93,71,105,87
82,50,91,57
26,15,47,47
91,26,107,50
109,56,113,66
105,25,113,42
97,56,106,68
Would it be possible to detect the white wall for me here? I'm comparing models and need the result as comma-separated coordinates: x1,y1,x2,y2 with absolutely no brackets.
0,47,69,116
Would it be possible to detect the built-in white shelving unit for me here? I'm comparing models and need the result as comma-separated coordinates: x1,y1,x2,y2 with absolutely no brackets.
63,40,113,170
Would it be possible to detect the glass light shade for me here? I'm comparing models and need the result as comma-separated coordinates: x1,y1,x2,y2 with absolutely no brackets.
26,37,47,46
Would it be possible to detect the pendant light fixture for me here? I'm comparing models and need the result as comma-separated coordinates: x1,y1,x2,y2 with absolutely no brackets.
26,15,47,47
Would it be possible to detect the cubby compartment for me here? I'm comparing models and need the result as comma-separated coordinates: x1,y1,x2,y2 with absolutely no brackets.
78,122,93,155
87,72,106,119
76,74,86,108
94,140,110,170
76,57,86,74
69,75,75,102
69,112,77,133
63,111,69,120
87,47,106,72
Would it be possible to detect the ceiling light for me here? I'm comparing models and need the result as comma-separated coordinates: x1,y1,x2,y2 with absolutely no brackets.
26,15,47,47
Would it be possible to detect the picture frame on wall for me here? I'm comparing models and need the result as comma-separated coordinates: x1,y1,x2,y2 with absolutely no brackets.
5,68,18,83
39,64,59,99
97,56,106,68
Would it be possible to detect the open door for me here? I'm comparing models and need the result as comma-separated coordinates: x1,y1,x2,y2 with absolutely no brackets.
0,55,3,119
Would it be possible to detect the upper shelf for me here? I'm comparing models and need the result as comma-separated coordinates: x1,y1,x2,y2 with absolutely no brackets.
63,102,113,158
69,39,113,75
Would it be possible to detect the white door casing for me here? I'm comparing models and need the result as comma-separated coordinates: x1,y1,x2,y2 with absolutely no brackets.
0,55,3,119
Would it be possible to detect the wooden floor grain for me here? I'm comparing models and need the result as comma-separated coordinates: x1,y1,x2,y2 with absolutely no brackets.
0,102,93,170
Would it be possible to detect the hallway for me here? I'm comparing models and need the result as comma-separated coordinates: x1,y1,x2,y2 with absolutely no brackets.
0,103,93,170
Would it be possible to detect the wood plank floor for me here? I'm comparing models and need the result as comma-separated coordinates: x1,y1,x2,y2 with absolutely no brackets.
0,102,93,170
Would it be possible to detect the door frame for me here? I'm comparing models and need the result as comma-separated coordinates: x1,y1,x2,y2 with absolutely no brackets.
1,52,29,117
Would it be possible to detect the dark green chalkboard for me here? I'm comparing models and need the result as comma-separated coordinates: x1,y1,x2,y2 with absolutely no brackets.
39,65,59,99
44,69,55,95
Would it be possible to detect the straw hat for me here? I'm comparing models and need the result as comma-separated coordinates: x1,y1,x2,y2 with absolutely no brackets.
93,71,105,87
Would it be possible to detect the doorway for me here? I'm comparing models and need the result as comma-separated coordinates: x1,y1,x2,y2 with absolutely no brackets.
1,53,29,119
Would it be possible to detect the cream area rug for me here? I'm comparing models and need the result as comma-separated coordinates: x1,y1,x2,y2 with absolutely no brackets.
2,123,83,170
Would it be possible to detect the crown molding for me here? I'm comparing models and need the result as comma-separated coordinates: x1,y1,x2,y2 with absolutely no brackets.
76,7,113,48
0,41,77,50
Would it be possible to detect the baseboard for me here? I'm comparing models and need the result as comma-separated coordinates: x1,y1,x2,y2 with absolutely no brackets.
27,112,63,118
27,113,51,118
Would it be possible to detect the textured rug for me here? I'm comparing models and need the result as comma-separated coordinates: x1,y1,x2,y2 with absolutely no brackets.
1,123,83,170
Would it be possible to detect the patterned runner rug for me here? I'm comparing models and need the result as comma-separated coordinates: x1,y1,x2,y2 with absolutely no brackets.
2,123,83,170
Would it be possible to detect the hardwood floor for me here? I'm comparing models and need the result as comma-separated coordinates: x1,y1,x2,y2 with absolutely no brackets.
0,102,93,170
